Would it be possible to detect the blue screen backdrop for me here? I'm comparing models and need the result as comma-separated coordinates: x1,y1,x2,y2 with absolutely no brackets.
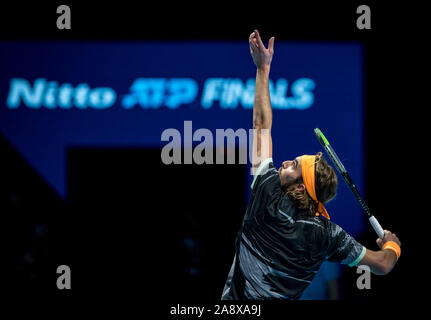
0,41,364,236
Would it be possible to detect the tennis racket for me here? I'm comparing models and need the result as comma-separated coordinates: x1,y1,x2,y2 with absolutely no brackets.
314,128,384,238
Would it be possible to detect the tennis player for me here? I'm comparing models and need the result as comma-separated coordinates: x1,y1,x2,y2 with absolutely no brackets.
221,30,401,300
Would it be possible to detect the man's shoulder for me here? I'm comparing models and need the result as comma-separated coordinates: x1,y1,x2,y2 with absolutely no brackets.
252,158,275,176
251,158,278,190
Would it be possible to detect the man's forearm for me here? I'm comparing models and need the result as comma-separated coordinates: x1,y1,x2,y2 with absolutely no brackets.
362,248,397,275
253,66,272,129
249,30,275,163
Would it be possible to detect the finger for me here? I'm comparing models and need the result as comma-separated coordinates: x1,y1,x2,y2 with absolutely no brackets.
251,37,258,48
268,36,275,53
249,38,258,52
249,32,257,50
254,29,265,49
376,238,383,248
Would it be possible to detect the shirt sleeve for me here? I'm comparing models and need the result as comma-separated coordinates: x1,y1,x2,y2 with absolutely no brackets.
326,222,366,267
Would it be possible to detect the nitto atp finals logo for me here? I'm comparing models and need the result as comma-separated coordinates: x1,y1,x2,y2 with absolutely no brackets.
6,77,316,110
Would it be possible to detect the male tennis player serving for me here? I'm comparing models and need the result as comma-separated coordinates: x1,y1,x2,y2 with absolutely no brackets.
221,30,401,300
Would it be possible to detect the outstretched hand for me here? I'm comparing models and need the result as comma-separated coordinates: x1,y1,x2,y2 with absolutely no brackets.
249,29,275,69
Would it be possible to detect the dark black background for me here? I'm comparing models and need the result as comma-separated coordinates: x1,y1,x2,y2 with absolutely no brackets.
0,0,427,316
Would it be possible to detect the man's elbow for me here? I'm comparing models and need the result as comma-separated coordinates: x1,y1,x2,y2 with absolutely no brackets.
253,119,271,130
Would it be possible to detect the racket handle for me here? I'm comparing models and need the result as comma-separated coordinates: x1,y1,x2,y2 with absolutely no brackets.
369,215,384,239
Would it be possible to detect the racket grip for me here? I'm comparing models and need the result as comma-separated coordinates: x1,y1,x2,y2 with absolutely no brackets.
369,215,384,239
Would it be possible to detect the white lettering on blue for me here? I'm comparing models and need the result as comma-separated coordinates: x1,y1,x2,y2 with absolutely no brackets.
6,77,314,110
201,78,315,110
6,78,116,109
122,78,198,109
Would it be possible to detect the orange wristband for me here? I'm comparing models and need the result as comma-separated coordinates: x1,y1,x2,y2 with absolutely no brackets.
382,241,401,260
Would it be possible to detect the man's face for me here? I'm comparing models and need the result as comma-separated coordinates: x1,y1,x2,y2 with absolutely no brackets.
278,156,303,188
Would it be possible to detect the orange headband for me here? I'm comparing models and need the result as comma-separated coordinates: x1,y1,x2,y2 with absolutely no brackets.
301,155,330,220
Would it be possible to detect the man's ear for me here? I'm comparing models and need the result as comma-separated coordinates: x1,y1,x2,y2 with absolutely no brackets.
296,183,306,192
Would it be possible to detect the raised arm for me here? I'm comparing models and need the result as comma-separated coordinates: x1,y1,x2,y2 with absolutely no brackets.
249,30,275,169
